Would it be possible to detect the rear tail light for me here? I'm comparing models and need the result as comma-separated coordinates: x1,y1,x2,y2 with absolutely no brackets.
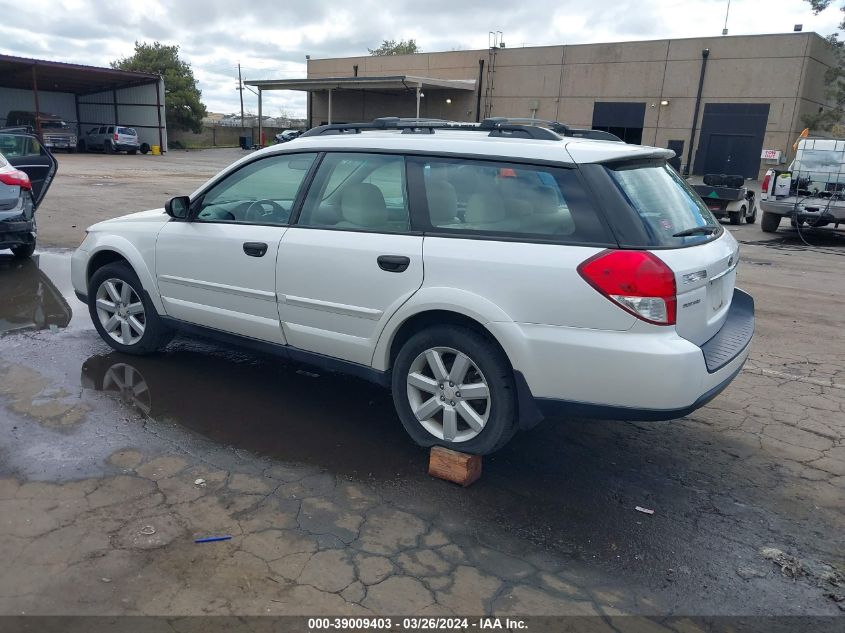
760,172,771,196
0,169,32,190
577,250,677,325
114,132,119,141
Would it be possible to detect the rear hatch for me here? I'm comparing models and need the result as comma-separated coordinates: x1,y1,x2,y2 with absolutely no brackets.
596,159,739,346
117,127,139,146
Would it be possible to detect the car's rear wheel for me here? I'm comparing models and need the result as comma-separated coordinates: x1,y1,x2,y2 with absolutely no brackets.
745,203,757,224
104,141,114,154
729,207,743,225
392,325,517,455
761,211,781,233
88,262,173,355
10,241,36,259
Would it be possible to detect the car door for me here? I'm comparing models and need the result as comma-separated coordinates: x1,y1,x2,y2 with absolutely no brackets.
276,152,423,366
155,152,318,344
0,132,57,209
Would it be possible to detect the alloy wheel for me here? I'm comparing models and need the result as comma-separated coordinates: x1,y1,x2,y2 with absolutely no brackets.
95,278,146,346
406,346,491,442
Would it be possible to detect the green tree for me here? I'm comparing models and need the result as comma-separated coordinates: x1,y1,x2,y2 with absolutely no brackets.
112,42,208,134
802,1,845,132
368,39,420,56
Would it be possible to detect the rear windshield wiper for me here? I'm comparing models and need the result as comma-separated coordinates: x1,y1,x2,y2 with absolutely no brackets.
672,225,719,237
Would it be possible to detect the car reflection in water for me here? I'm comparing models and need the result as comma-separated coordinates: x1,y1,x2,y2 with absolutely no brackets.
0,254,72,335
80,344,425,480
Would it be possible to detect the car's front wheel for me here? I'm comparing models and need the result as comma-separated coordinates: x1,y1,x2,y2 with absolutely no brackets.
88,262,173,355
392,325,517,455
10,240,36,259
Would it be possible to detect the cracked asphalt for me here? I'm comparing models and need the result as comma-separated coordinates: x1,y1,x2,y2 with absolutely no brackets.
0,151,843,619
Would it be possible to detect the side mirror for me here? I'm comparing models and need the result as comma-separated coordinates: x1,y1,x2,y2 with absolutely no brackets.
165,196,190,219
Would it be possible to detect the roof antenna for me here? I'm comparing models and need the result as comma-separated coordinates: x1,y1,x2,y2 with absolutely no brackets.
722,0,730,35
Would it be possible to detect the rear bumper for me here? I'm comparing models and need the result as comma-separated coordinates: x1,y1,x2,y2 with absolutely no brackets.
491,289,754,422
0,217,35,248
762,199,845,222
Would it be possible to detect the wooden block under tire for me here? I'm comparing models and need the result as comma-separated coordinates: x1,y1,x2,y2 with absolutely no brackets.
428,446,482,487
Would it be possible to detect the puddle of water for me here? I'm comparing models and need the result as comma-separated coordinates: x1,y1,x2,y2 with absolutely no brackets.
0,251,90,335
80,344,424,481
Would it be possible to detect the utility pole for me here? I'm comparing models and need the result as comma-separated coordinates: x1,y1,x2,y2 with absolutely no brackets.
238,63,245,127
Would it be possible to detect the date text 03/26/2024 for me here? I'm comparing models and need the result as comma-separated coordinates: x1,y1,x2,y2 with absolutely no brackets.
307,617,528,630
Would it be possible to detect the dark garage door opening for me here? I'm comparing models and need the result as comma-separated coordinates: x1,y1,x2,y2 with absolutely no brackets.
592,102,646,145
693,103,770,178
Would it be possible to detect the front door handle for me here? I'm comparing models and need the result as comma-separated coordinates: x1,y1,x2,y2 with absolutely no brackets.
243,242,268,257
377,255,410,273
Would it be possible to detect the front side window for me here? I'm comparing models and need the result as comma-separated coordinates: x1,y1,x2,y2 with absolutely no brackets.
194,152,317,225
298,153,409,233
414,157,610,243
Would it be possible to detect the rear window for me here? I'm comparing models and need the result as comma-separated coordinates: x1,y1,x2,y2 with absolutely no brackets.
118,127,137,136
412,156,612,245
604,162,720,247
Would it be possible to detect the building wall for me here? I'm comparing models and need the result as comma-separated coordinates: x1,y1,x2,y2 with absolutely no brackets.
306,33,835,179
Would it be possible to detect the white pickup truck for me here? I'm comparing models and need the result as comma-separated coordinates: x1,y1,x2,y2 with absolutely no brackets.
759,137,845,233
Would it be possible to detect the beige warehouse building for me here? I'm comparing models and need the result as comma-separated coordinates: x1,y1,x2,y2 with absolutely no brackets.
247,32,836,180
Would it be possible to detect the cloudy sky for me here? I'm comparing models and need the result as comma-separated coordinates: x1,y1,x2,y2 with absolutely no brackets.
0,0,841,118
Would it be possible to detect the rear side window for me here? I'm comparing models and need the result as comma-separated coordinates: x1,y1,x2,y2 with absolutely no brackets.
604,162,720,247
411,156,611,244
107,127,114,134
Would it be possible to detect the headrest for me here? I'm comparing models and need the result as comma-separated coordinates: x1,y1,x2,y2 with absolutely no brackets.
465,193,506,224
426,181,458,223
341,183,388,227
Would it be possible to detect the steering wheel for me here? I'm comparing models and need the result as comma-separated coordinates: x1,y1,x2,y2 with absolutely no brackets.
244,199,287,223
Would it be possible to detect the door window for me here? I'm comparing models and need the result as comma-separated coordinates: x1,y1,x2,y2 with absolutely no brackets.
0,134,42,158
298,153,409,233
194,153,317,225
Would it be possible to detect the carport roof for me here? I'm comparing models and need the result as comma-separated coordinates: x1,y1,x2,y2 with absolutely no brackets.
244,75,477,92
0,54,160,95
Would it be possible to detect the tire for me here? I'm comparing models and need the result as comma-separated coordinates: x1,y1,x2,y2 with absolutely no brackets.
391,325,517,455
761,211,781,233
10,241,36,258
746,204,757,224
140,143,150,155
128,149,137,155
88,262,173,355
729,207,743,225
104,141,114,154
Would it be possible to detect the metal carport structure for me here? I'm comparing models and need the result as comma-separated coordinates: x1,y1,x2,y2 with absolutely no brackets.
244,75,477,146
0,54,167,151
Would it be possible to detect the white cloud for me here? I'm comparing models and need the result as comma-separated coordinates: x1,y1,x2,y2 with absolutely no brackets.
0,0,840,117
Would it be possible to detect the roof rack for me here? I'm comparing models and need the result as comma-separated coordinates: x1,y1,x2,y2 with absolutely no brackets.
299,117,565,141
479,118,623,142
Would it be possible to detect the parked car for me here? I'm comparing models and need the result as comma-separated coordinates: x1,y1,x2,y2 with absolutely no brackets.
71,117,754,454
759,137,845,233
79,125,142,154
5,110,77,153
274,129,302,144
0,130,57,258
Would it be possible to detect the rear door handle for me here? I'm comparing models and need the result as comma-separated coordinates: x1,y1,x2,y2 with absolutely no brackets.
377,255,410,273
243,242,268,257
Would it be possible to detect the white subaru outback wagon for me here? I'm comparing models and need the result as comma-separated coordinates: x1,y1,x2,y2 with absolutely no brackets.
72,118,754,454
